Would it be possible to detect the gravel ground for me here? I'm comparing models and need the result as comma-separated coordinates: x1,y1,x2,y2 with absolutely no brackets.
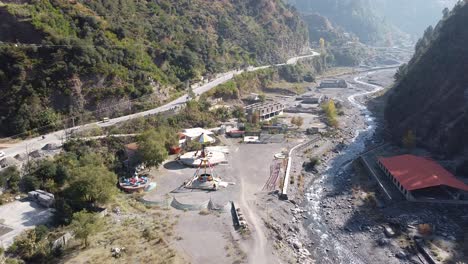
145,67,468,263
257,69,407,263
259,68,468,264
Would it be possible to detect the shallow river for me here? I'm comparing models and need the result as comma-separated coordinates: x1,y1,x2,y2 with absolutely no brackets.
304,70,389,263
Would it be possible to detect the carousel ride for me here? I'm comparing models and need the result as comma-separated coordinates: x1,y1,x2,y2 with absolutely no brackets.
119,174,149,193
119,165,153,193
184,133,224,190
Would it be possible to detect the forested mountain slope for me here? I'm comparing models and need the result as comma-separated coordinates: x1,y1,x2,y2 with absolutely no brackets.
288,0,457,45
287,0,395,44
385,1,468,158
0,0,308,136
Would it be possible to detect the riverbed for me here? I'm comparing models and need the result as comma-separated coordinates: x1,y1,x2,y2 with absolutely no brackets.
303,69,399,263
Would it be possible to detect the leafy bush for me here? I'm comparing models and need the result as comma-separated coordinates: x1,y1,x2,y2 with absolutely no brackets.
185,141,202,152
70,210,104,247
0,166,21,193
321,99,339,127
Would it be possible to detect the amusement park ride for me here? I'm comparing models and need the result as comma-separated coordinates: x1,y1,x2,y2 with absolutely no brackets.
119,133,225,193
184,133,223,190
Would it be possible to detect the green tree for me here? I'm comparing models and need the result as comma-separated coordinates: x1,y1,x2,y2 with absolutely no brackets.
7,229,38,260
232,105,246,122
258,94,266,102
54,164,70,186
22,175,40,192
43,178,58,193
70,211,103,248
319,38,326,51
54,198,74,225
0,166,20,193
66,164,117,206
137,129,169,168
322,100,338,127
78,152,106,167
185,140,202,152
34,226,49,241
34,160,57,185
187,83,196,100
8,227,52,263
402,130,416,149
213,107,232,121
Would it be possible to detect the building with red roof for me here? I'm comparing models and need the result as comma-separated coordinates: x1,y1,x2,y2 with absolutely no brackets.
377,155,468,202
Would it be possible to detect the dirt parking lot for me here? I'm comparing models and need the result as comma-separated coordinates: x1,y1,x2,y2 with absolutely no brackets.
143,139,289,264
0,199,53,248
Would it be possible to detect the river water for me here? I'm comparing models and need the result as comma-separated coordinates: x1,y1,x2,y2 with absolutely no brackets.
304,70,388,263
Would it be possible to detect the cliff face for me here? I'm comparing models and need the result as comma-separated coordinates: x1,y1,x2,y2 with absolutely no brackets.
0,0,308,136
385,1,468,158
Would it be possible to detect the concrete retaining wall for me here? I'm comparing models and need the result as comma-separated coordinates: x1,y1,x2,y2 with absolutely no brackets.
140,196,229,212
281,137,320,200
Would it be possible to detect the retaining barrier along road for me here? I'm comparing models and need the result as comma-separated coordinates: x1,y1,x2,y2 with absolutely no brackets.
280,136,320,200
358,155,393,200
230,201,241,227
140,196,230,211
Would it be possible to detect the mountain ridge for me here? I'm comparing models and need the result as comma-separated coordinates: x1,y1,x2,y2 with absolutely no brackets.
385,1,468,159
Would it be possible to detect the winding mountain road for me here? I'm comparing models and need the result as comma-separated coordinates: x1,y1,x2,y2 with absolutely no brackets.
1,51,320,159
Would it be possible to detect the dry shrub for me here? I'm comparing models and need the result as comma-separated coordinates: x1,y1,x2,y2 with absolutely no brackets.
199,209,210,215
363,192,377,207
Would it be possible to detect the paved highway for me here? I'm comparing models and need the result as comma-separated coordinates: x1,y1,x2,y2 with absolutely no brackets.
1,51,320,158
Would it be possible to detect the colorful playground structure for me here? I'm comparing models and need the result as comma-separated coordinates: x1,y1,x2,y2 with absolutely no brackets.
119,175,150,193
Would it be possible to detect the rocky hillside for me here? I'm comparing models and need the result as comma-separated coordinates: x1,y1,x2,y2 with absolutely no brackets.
0,0,308,136
385,1,468,158
301,13,359,45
